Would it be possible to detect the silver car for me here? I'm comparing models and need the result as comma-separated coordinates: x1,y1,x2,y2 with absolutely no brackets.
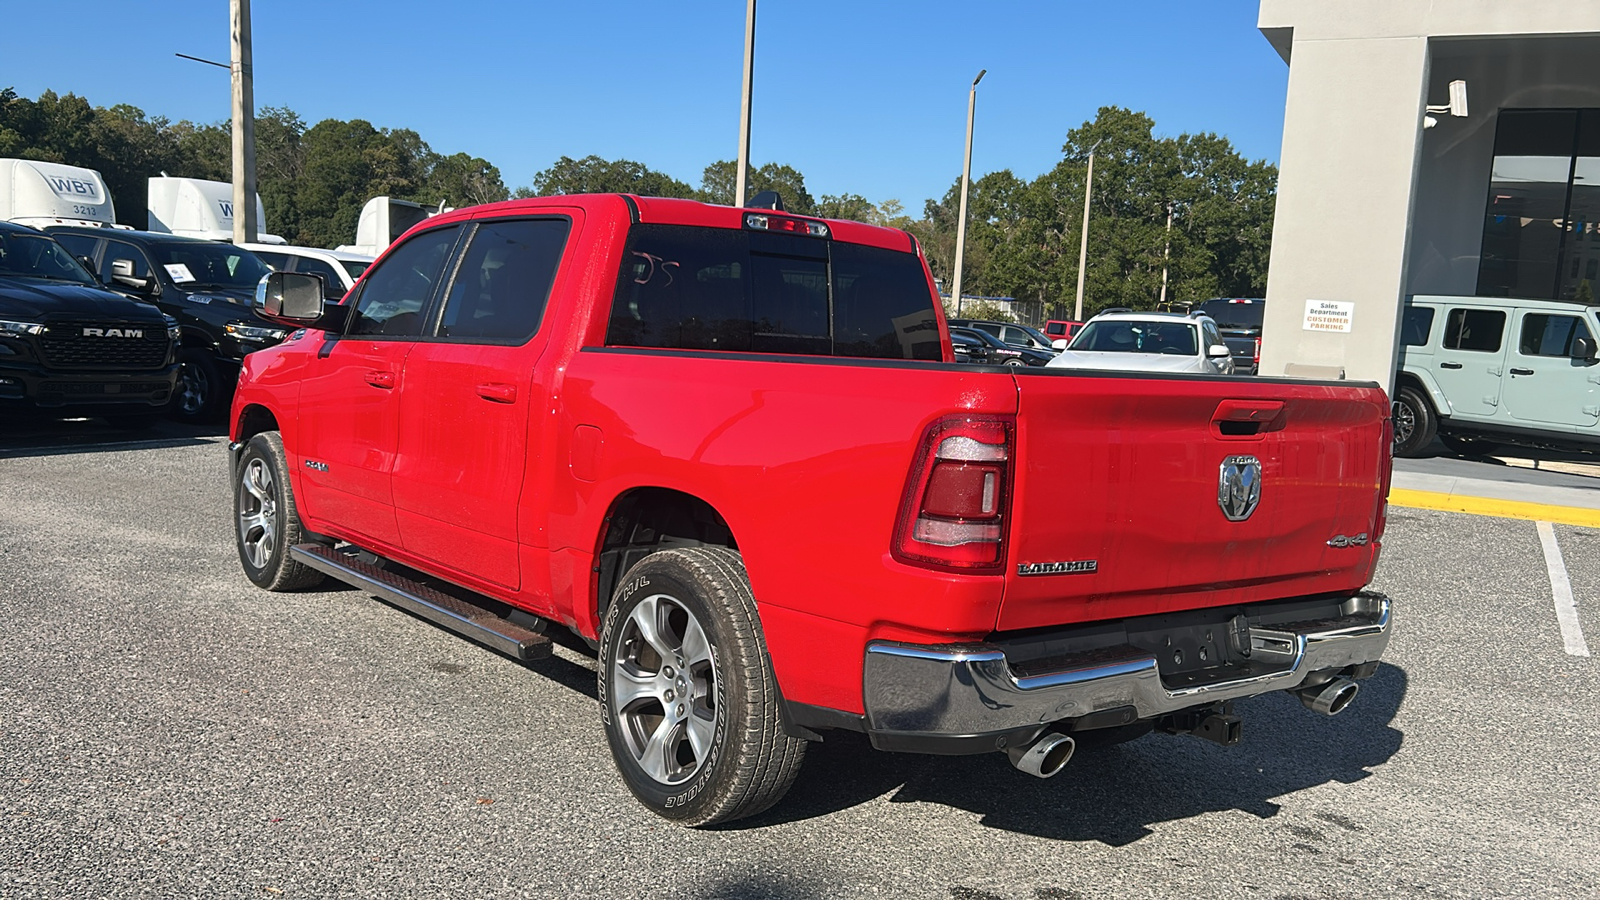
1046,310,1235,376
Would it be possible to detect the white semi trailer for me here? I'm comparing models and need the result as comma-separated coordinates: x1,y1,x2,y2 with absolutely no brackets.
0,159,120,229
146,176,285,244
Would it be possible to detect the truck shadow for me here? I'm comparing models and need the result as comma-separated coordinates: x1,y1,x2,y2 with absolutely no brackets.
740,664,1408,844
0,417,225,459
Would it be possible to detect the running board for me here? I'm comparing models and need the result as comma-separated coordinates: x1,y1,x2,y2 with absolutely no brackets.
290,543,552,660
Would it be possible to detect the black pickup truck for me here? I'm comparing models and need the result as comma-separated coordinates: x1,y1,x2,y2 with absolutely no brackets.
0,221,179,425
47,226,285,420
1193,297,1265,376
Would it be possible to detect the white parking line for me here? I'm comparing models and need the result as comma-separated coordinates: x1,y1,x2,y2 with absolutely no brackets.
1536,521,1592,658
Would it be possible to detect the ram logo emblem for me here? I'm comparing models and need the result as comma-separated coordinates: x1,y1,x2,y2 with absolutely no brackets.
83,327,143,338
1218,455,1262,522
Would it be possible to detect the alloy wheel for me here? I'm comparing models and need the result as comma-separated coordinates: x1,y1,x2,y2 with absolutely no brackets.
611,594,719,785
237,458,278,569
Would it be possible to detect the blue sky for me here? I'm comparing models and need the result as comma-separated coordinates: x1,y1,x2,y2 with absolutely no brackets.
2,0,1287,209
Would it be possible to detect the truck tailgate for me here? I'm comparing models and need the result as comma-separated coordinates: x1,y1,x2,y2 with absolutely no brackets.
1000,370,1389,632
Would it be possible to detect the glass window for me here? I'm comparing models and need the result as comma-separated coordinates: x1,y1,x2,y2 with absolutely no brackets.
1045,321,1067,336
0,232,99,285
52,233,99,261
350,225,460,337
605,224,941,360
1201,320,1223,348
253,251,291,271
1072,319,1198,355
1401,306,1436,346
439,218,570,342
340,260,370,280
1442,308,1506,352
100,240,151,281
146,241,269,288
1193,298,1265,329
292,257,347,299
1477,110,1576,299
1519,313,1591,357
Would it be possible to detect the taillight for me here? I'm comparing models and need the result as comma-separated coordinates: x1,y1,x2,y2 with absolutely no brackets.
1252,338,1261,369
1374,413,1394,541
893,415,1014,572
744,213,829,238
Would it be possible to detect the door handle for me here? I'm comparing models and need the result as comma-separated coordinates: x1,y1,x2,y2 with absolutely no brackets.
363,370,396,389
476,382,518,403
1439,362,1463,369
1509,367,1534,376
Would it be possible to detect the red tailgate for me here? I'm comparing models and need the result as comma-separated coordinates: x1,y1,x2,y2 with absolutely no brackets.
998,371,1389,632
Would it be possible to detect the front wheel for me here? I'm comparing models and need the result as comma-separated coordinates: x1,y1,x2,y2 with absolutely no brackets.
235,431,325,591
599,547,805,826
1392,386,1437,458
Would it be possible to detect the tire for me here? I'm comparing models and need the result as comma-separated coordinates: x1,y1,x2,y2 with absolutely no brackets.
234,431,325,591
1392,386,1437,458
599,547,806,826
1003,358,1024,367
171,349,222,421
1438,433,1499,457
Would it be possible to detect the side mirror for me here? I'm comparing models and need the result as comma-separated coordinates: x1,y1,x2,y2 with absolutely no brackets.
255,271,326,322
1208,344,1232,358
1051,339,1069,351
1574,335,1597,362
109,258,155,293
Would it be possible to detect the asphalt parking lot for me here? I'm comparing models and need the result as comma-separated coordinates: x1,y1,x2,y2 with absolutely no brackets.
2,420,1597,899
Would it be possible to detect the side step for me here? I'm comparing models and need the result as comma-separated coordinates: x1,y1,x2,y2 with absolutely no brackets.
290,543,552,660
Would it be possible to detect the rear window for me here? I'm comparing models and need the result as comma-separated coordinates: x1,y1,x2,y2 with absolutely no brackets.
1195,299,1265,329
1401,306,1435,346
1443,308,1505,353
605,224,941,360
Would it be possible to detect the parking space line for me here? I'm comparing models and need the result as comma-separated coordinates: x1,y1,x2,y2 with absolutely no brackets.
1388,488,1600,528
1536,521,1592,658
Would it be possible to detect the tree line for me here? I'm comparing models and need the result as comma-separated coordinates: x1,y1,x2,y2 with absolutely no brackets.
1,87,1275,319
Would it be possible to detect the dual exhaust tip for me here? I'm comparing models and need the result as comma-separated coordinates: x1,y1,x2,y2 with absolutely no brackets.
1006,676,1359,779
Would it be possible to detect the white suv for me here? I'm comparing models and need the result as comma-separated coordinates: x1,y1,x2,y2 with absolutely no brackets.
1047,310,1235,376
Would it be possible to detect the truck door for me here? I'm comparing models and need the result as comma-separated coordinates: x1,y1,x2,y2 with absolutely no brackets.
391,215,575,592
1433,305,1508,420
1501,309,1600,430
295,224,463,549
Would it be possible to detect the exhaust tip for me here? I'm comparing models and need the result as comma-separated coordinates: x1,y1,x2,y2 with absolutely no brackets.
1006,732,1076,779
1299,677,1359,716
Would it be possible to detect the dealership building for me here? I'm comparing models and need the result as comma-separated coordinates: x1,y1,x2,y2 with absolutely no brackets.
1256,1,1600,387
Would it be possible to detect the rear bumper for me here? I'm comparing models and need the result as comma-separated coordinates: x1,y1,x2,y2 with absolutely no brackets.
861,592,1390,753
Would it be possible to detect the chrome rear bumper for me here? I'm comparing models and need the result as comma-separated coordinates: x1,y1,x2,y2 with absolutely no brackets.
862,592,1390,750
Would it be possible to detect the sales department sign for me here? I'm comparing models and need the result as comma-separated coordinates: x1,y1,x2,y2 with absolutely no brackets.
1218,455,1262,522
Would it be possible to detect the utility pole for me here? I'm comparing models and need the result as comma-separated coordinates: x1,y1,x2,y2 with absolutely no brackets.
230,0,257,243
1158,201,1173,307
734,0,756,208
1072,148,1095,322
951,69,985,316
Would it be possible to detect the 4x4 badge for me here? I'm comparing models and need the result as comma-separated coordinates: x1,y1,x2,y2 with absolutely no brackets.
1218,455,1262,522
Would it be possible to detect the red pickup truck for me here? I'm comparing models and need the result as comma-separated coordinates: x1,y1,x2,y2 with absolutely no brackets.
230,194,1394,826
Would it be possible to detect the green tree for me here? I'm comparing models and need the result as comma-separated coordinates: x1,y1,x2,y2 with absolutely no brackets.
527,154,695,198
424,152,509,208
698,160,815,215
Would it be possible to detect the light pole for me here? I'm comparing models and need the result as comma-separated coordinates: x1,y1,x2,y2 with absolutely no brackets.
1072,141,1100,322
950,68,985,316
230,0,256,243
734,0,756,207
1158,201,1174,307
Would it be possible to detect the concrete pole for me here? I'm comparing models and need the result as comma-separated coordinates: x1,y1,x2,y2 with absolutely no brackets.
951,69,985,316
230,0,257,243
1072,150,1095,321
734,0,756,208
1158,201,1173,307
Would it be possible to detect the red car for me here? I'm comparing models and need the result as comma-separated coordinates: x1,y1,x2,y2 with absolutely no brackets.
232,194,1394,825
1044,318,1084,344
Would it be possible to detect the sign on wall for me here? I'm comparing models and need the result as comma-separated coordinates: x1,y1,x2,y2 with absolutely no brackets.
1303,299,1354,333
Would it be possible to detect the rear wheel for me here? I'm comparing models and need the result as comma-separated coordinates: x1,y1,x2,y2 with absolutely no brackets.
599,547,805,826
1392,386,1437,458
235,431,325,591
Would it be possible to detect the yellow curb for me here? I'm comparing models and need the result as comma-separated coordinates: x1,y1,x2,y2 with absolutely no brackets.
1388,488,1600,528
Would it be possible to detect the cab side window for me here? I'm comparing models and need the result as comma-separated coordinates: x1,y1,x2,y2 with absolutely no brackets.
293,257,347,300
53,233,99,262
99,240,151,282
438,219,570,342
1519,313,1591,356
254,251,291,271
1401,307,1436,346
1443,308,1505,353
349,226,461,337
